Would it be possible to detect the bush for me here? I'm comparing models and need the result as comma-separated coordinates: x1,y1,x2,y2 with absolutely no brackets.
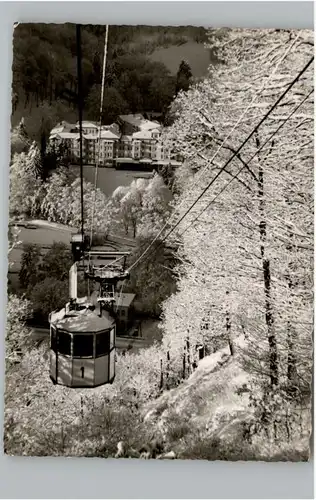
91,232,109,246
53,404,149,458
19,243,42,291
40,242,72,281
164,412,191,444
28,277,70,320
180,433,258,461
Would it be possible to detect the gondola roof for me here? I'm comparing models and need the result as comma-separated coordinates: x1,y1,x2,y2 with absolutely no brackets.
51,306,115,333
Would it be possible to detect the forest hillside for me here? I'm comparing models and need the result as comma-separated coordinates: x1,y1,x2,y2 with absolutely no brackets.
11,24,211,143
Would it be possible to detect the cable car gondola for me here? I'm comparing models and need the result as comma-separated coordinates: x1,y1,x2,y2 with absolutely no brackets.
49,248,130,387
49,297,116,387
48,24,130,388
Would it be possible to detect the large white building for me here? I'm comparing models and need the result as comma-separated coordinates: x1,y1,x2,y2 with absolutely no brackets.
49,115,182,167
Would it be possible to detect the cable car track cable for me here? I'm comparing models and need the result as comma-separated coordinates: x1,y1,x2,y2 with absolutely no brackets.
90,25,109,245
128,55,313,271
178,32,301,195
179,88,314,237
76,24,85,242
127,38,305,272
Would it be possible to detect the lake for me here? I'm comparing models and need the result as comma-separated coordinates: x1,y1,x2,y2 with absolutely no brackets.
72,165,154,197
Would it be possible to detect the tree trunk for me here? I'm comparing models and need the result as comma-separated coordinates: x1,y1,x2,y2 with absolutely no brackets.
257,135,278,387
286,239,298,388
159,358,163,390
186,337,191,376
182,342,186,380
166,350,170,390
225,291,234,356
287,324,297,384
226,312,234,356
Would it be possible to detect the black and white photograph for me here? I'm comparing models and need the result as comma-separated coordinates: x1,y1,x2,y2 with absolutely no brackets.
5,23,313,461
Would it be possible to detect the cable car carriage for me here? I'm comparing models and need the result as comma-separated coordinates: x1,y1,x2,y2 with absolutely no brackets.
48,25,133,389
49,238,130,388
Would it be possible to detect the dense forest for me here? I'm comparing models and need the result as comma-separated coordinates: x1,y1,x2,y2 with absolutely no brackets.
11,24,211,146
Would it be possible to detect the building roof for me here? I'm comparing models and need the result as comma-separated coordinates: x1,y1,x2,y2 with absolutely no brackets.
132,130,156,140
83,134,98,140
100,130,120,140
121,135,133,142
50,121,75,135
102,123,120,134
117,293,136,308
55,132,79,140
119,114,161,131
77,121,98,129
50,126,65,136
139,121,161,131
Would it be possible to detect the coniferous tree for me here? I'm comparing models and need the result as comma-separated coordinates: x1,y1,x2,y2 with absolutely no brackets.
19,243,41,291
11,117,31,157
175,60,193,95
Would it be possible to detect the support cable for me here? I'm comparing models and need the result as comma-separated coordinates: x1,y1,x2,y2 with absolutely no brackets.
127,37,303,273
128,56,313,271
183,32,300,194
179,88,314,237
76,24,85,242
90,25,109,245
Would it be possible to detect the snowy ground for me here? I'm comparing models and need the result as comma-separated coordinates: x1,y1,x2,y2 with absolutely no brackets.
144,338,250,441
143,337,311,460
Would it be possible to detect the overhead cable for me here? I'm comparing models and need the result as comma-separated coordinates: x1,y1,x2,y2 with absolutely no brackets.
180,88,314,237
127,35,303,272
90,25,109,245
128,56,313,270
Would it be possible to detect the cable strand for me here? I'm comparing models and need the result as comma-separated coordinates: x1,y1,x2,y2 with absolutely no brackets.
90,25,109,245
129,56,313,270
127,36,303,273
180,89,314,237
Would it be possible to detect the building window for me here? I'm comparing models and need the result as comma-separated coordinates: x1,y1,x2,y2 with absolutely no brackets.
50,326,57,352
120,309,126,317
57,330,71,356
96,331,110,357
110,328,115,349
73,334,94,358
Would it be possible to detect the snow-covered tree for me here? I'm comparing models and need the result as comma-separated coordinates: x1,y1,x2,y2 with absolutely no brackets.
27,141,43,179
161,29,313,438
109,174,171,238
5,294,32,369
7,216,22,266
10,118,30,157
4,341,161,456
9,150,42,218
137,174,171,238
38,167,111,234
